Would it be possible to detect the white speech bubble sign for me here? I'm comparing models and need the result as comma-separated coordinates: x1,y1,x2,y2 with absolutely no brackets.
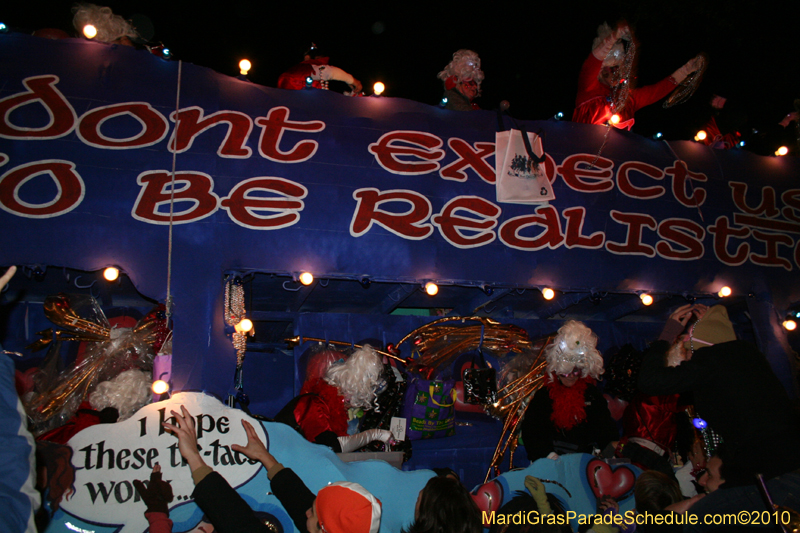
62,392,265,533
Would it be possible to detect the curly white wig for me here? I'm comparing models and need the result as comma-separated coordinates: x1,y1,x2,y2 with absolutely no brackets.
437,49,485,87
89,369,150,421
544,321,604,380
72,3,139,43
324,345,383,410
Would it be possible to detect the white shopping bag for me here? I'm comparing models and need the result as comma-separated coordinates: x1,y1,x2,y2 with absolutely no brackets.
495,129,555,204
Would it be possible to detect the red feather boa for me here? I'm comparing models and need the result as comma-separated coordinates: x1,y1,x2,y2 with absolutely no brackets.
298,378,349,437
547,376,590,430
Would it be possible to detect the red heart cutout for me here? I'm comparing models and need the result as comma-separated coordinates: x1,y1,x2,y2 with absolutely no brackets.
470,480,503,523
586,459,635,500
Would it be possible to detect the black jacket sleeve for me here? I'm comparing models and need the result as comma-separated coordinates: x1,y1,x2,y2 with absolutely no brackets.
192,471,271,533
638,340,702,396
584,385,619,450
521,388,556,461
271,468,317,533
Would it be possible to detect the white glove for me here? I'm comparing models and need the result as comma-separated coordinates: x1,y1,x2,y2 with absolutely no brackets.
672,55,703,83
546,452,560,460
592,25,630,61
337,429,393,453
0,266,16,290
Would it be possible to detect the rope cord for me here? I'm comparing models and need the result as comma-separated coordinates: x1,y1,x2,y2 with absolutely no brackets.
165,60,182,320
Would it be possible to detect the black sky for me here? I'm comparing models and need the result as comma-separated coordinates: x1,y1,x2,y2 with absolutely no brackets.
4,0,800,154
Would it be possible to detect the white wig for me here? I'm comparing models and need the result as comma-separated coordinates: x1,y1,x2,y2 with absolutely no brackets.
89,369,150,421
72,3,139,43
544,321,604,380
437,49,485,86
324,345,383,410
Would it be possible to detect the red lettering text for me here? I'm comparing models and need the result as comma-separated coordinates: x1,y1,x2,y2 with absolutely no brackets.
656,218,705,260
255,107,325,163
708,216,750,266
132,171,219,224
0,75,77,139
220,177,307,229
170,106,253,158
78,103,168,149
665,160,707,208
729,182,779,217
368,131,444,175
556,154,614,193
0,160,84,218
562,206,604,249
605,211,657,257
498,206,564,251
439,139,495,183
350,188,433,239
617,161,665,200
781,189,800,223
749,231,793,270
431,196,500,248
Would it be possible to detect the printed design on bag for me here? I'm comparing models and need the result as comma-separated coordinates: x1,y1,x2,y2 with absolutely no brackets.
508,154,545,182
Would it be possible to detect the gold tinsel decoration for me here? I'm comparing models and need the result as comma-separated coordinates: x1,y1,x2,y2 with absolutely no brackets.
394,316,555,481
282,315,556,481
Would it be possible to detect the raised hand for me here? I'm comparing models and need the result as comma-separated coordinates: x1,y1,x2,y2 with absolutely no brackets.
230,419,277,469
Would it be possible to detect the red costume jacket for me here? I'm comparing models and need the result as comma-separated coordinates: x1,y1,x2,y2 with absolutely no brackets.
293,378,348,445
277,58,330,91
620,392,680,452
572,54,677,130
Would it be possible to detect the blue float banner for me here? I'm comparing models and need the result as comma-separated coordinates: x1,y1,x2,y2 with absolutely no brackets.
1,33,799,396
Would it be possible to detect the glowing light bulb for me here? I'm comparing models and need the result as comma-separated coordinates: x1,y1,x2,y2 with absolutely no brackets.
239,59,251,75
654,132,663,139
425,282,439,296
162,48,172,59
235,318,253,334
0,22,7,33
542,288,555,300
694,130,707,141
692,417,707,429
299,272,314,286
103,267,120,281
305,76,313,87
152,380,169,395
775,146,789,156
83,24,97,39
718,286,732,297
610,114,621,125
783,319,797,331
439,97,448,107
373,82,385,95
640,293,653,306
555,112,564,120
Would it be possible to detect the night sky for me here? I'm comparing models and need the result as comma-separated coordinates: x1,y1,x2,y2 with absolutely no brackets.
4,0,800,155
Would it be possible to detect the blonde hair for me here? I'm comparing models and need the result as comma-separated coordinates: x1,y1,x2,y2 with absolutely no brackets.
72,3,139,43
324,345,383,410
544,321,604,380
437,49,485,87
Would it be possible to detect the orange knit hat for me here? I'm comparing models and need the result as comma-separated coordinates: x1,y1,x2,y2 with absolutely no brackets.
316,481,382,533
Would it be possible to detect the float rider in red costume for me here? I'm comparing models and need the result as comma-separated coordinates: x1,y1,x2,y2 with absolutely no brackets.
278,43,362,95
276,345,393,453
572,23,703,130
